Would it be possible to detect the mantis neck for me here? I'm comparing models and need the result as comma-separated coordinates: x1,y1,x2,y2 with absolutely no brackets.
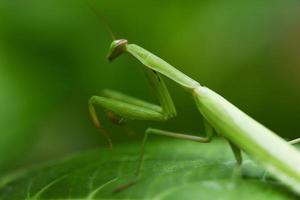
125,44,200,90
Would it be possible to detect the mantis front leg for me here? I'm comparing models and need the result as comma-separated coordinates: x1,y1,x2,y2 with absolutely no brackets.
88,69,176,148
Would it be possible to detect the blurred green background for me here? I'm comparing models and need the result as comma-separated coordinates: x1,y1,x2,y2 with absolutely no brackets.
0,0,300,175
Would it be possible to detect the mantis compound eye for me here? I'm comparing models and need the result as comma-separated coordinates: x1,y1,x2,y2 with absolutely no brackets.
107,39,128,61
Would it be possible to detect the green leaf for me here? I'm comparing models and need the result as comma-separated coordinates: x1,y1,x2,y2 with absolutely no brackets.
0,140,297,199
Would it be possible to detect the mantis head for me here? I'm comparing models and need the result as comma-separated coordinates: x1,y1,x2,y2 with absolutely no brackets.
107,39,128,62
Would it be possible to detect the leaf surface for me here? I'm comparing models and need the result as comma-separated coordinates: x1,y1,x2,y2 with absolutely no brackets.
0,140,297,200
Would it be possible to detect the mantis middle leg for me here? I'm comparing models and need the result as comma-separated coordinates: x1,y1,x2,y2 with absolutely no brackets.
113,119,214,193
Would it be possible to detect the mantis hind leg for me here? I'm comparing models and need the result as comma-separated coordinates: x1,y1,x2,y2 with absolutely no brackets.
227,140,242,166
288,138,300,145
113,118,214,193
227,140,243,178
214,129,243,178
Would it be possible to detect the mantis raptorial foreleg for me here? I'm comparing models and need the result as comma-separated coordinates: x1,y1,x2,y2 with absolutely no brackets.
89,69,177,148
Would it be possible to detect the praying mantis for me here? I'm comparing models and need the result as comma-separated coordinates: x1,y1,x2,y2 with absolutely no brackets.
88,37,300,194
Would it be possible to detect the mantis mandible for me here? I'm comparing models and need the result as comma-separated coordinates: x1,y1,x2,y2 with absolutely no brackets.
88,38,300,194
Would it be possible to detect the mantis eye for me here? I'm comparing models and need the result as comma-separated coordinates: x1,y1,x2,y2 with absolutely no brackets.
107,39,128,61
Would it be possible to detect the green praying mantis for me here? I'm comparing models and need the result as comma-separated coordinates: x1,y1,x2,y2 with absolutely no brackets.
88,31,300,194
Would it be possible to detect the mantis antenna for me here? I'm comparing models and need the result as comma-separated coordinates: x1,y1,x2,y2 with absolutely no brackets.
86,0,116,40
87,1,138,147
86,0,118,148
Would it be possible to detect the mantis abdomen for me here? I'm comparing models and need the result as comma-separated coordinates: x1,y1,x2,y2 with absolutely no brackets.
194,86,300,193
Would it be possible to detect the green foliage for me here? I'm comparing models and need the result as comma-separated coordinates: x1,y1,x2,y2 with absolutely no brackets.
0,140,297,199
1,0,300,198
1,0,300,174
